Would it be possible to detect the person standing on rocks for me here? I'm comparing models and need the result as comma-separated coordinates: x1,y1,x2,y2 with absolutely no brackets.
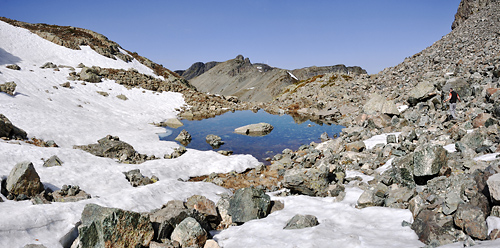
443,88,461,119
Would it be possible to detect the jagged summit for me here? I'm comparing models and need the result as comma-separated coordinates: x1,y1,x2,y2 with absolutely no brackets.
186,54,367,102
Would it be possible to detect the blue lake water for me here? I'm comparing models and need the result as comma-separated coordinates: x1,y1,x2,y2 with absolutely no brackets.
159,110,344,163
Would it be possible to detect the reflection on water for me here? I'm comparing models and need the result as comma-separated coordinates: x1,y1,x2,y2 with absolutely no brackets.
159,110,344,163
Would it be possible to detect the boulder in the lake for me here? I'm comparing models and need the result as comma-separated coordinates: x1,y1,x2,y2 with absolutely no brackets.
170,217,207,248
4,161,44,200
165,118,184,128
73,203,154,248
228,186,271,224
234,122,274,136
175,129,192,145
283,214,319,230
206,134,224,148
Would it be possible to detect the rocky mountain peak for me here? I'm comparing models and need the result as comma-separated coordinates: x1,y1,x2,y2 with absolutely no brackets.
452,0,497,29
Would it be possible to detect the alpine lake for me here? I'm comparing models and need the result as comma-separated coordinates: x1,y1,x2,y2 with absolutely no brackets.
159,110,344,163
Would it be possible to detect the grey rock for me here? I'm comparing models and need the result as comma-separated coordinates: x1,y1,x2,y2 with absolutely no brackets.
205,134,224,148
40,62,57,69
454,203,488,240
228,187,271,224
283,214,319,229
234,123,274,136
384,186,416,209
412,143,447,177
43,155,63,167
0,81,17,96
363,93,399,115
487,173,500,202
52,185,91,202
78,66,102,83
73,135,141,163
165,146,187,159
387,134,397,144
5,161,44,199
411,209,457,246
149,200,209,241
123,169,157,187
408,81,436,105
345,140,366,152
170,217,207,248
175,129,191,145
74,204,154,248
283,165,331,196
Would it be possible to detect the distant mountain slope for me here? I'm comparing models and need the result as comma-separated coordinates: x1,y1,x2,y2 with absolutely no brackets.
175,61,220,80
188,55,367,102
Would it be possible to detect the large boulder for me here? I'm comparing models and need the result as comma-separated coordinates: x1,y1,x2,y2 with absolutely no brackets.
454,203,488,240
411,209,457,246
283,165,331,196
228,187,271,224
4,161,44,199
74,135,139,163
149,200,209,241
0,114,27,140
73,204,154,248
363,93,399,115
170,217,207,248
234,123,274,136
408,81,436,105
412,144,447,177
283,214,319,230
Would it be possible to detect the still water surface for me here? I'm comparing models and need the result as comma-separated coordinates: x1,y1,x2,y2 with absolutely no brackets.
159,110,344,163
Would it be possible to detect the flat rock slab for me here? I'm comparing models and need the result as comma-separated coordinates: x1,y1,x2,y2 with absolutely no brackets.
165,118,184,128
234,123,273,136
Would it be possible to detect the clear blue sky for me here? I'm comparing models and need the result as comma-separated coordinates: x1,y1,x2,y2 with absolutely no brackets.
1,0,461,74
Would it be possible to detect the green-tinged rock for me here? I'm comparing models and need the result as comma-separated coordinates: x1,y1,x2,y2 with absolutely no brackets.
228,187,271,224
75,203,154,248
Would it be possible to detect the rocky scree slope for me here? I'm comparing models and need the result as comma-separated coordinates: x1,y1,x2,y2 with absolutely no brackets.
270,0,500,129
188,54,366,103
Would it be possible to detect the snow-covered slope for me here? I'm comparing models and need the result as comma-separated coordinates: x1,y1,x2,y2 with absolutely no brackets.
0,20,259,247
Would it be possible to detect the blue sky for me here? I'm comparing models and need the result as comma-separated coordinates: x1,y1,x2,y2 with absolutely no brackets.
1,0,461,74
